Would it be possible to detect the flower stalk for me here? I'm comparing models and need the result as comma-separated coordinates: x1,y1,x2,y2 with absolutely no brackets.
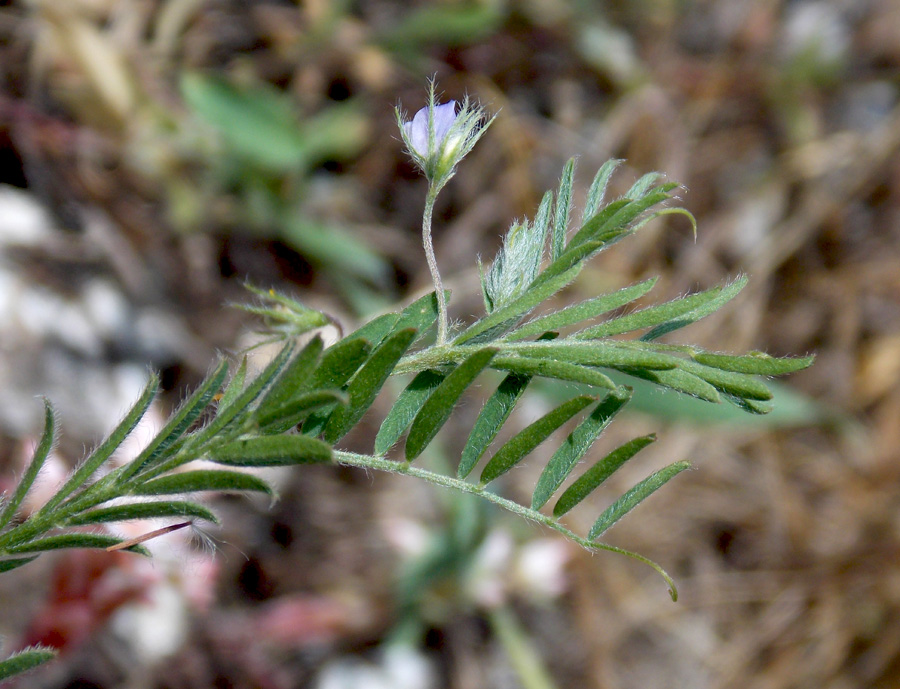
421,184,448,343
397,81,495,343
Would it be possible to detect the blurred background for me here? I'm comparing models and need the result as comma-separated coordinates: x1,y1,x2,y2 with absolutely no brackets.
1,0,899,687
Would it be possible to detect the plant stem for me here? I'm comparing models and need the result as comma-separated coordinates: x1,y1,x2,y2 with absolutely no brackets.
332,450,678,601
422,184,448,344
489,606,560,689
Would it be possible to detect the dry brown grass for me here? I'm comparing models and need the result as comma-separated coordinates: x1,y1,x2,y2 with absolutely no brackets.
1,1,899,687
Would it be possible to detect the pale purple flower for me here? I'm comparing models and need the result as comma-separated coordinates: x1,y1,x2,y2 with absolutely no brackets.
397,86,493,187
403,101,458,159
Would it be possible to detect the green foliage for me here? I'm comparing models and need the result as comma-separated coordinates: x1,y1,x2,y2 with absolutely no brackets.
589,461,692,539
0,401,54,531
406,348,498,461
458,373,531,479
480,395,595,485
483,193,551,313
181,72,365,173
0,155,815,681
0,647,57,682
375,370,446,455
378,3,505,50
533,389,632,510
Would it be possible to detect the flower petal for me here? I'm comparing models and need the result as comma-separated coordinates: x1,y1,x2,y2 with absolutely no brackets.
406,106,430,157
432,101,457,145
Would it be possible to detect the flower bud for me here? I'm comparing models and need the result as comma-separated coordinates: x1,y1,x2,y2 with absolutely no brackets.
396,83,495,190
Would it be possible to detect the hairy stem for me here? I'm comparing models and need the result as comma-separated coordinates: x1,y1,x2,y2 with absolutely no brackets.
332,450,678,601
422,185,448,345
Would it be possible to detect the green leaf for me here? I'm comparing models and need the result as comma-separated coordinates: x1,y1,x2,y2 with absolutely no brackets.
343,313,400,351
725,394,774,415
641,275,748,341
181,72,307,171
552,158,576,260
492,356,616,389
625,171,663,199
568,186,677,253
256,336,324,419
238,285,332,337
379,2,503,48
0,646,57,682
553,433,656,517
484,217,547,312
589,461,691,539
305,337,372,391
0,400,55,530
621,367,721,403
601,373,827,427
565,198,630,251
510,341,680,370
480,395,595,486
577,277,747,339
323,328,418,443
406,348,498,462
219,356,248,411
455,266,582,345
692,351,815,376
121,361,229,481
181,74,366,173
300,337,371,435
186,342,294,451
677,360,772,401
41,374,159,513
374,370,446,455
66,501,219,526
529,239,610,289
133,470,273,496
0,555,39,573
279,215,389,285
506,277,658,341
532,388,632,510
392,291,443,342
533,190,554,253
8,533,150,555
582,159,622,224
257,389,348,432
458,373,531,479
210,435,332,467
